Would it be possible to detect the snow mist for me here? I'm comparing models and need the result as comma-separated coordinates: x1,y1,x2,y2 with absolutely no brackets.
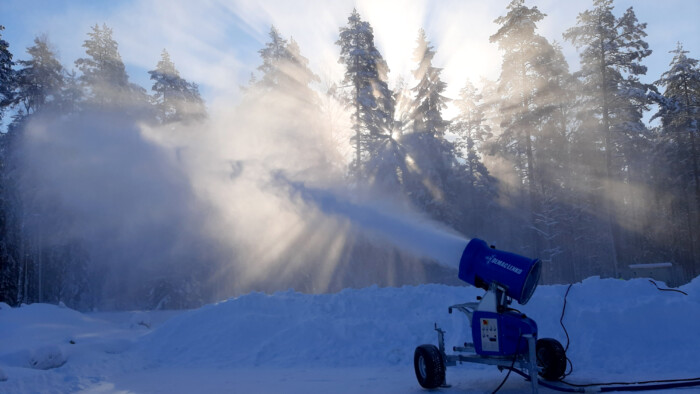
276,176,469,270
13,71,468,309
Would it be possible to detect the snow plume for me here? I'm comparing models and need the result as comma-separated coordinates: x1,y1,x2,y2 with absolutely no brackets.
13,77,467,309
16,110,223,310
273,175,469,270
159,85,467,295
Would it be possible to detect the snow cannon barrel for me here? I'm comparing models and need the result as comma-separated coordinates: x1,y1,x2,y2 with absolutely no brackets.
458,238,541,305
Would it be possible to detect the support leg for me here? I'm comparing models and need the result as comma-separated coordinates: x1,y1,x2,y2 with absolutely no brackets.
525,334,539,394
434,324,451,387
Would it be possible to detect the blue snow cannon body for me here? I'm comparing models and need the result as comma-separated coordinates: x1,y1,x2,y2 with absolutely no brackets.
458,238,541,305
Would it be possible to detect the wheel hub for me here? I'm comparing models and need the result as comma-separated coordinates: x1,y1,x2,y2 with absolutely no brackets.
418,356,427,378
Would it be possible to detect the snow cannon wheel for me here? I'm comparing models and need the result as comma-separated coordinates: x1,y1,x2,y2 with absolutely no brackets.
536,338,567,381
414,344,445,389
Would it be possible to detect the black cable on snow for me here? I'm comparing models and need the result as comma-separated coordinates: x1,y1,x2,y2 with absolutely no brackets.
560,284,573,352
507,366,700,393
648,279,688,295
559,284,574,377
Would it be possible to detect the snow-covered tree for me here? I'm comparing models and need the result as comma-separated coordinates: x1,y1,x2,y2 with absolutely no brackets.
410,29,448,138
336,9,395,181
0,25,19,305
490,0,544,201
75,24,145,109
490,0,573,261
253,27,321,108
149,49,206,124
253,28,324,134
564,0,653,275
256,26,293,90
654,43,700,209
400,29,457,222
651,43,700,276
0,25,15,124
449,81,500,235
451,81,493,189
14,36,65,115
75,24,127,97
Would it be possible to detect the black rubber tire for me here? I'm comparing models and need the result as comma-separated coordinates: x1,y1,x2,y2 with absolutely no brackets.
414,344,445,389
536,338,567,381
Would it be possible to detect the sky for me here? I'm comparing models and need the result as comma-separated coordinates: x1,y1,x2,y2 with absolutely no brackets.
2,0,699,113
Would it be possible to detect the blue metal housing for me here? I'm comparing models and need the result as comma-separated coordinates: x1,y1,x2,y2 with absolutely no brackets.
458,238,542,304
472,310,538,356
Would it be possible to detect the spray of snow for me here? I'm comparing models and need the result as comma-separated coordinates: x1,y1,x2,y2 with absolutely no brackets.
276,175,469,270
15,72,470,307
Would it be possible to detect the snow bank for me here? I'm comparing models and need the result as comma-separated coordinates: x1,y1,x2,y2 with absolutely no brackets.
136,284,481,368
137,276,700,381
527,278,700,382
1,277,699,393
0,303,96,368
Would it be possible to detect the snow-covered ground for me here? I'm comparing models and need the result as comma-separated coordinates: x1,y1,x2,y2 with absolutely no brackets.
1,276,699,393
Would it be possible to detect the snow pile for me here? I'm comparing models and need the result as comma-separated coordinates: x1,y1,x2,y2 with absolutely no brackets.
28,346,66,370
526,277,700,382
136,284,481,368
0,277,698,393
0,303,102,369
137,277,700,378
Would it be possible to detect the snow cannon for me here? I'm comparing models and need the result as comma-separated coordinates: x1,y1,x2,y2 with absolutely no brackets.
414,239,566,393
458,238,541,305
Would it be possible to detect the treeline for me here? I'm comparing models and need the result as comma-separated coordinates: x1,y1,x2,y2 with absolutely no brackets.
1,0,699,309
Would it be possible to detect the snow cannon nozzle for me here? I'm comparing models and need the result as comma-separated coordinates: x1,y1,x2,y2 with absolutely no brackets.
458,238,541,305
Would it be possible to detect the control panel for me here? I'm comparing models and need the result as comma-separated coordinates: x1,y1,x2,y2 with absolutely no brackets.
480,318,499,352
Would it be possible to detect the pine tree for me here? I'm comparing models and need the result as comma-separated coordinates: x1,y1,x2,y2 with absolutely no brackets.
253,27,320,106
652,43,700,276
489,0,546,232
654,43,700,213
256,26,293,90
14,35,65,115
0,25,15,124
449,81,499,234
243,26,334,178
75,24,141,108
564,0,653,276
253,27,322,123
75,25,127,89
149,49,206,124
0,25,17,304
410,29,448,138
490,0,572,261
451,81,493,189
402,29,456,222
336,9,395,181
